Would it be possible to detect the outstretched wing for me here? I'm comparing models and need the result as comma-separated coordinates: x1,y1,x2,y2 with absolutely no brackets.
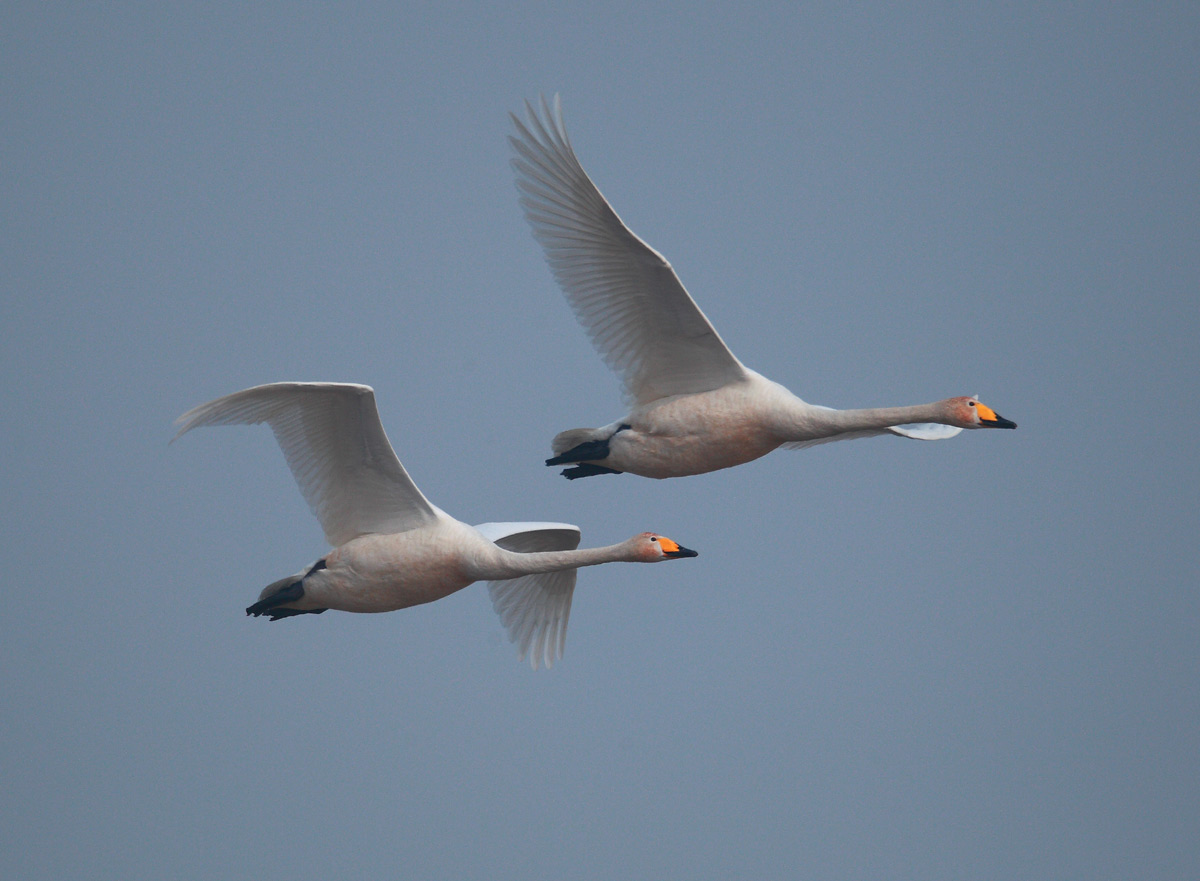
174,382,439,547
781,420,964,450
474,521,581,670
887,423,964,441
510,95,748,406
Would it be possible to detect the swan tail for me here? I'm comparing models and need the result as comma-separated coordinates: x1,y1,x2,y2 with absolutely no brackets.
549,427,603,458
546,438,613,466
247,560,329,621
546,424,632,477
546,433,625,479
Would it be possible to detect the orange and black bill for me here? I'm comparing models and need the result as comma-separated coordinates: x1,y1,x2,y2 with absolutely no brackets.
977,403,1018,429
660,537,699,558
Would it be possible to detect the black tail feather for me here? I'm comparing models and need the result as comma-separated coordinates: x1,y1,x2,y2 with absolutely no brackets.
246,581,305,618
247,557,330,620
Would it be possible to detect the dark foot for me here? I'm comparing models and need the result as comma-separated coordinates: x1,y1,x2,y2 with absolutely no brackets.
546,439,613,466
246,581,305,617
546,425,631,467
561,463,624,480
266,607,327,621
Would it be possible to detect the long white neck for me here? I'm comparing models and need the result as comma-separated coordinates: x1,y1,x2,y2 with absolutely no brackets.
772,393,953,442
480,542,637,580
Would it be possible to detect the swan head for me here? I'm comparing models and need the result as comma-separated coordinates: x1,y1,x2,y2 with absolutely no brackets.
947,396,1017,430
632,532,699,562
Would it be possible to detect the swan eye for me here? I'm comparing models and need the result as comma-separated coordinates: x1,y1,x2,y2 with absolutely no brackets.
650,536,658,542
968,401,976,407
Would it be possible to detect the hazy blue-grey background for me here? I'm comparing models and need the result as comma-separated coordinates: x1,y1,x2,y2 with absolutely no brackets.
4,3,1197,878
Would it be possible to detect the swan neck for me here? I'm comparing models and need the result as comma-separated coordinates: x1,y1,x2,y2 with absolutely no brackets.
488,543,628,579
777,399,947,439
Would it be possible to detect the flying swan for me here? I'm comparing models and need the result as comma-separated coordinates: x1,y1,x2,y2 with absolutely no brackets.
174,382,697,668
510,96,1016,480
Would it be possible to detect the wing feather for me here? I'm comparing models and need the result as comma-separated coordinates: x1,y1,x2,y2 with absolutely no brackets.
174,382,438,546
510,95,747,406
888,423,964,441
474,522,581,670
780,423,964,450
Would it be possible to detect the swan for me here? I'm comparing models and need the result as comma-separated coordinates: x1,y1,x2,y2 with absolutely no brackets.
173,382,697,668
510,97,1017,480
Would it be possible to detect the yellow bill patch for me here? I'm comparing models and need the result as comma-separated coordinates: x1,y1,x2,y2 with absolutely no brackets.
975,402,1001,422
657,537,682,554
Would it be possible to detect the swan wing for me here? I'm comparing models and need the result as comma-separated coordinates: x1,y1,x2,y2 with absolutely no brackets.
510,95,747,406
174,382,439,547
475,521,581,670
780,423,963,449
780,430,890,450
887,423,964,440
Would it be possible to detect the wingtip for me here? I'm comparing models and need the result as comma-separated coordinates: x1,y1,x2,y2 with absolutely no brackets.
169,413,196,444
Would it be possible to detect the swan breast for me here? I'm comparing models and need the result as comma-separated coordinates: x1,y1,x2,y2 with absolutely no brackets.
306,527,481,613
608,376,791,478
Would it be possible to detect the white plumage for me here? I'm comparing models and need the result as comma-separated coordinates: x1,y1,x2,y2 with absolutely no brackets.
175,382,696,668
511,97,1016,481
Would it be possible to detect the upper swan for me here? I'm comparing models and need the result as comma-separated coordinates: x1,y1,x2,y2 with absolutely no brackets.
510,96,1016,480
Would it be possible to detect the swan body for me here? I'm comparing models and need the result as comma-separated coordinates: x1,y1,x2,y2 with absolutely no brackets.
510,97,1016,480
174,382,696,667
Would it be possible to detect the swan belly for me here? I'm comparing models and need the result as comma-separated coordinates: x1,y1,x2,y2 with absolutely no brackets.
301,531,475,613
606,388,781,479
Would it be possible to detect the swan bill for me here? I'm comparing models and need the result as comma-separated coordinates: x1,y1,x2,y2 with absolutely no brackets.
659,537,699,558
973,401,1017,428
984,415,1017,429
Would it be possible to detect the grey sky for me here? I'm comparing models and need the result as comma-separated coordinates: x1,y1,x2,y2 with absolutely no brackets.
3,3,1198,879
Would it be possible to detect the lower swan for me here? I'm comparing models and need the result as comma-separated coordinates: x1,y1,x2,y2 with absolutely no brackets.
174,382,696,668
